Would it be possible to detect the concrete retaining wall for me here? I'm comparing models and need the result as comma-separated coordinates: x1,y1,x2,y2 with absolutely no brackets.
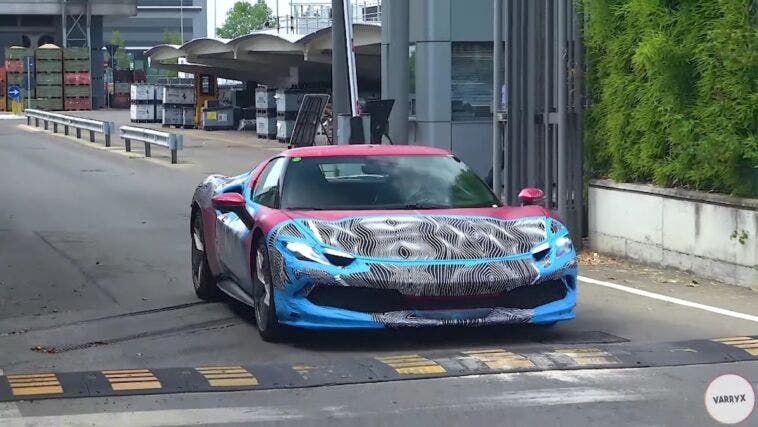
589,180,758,287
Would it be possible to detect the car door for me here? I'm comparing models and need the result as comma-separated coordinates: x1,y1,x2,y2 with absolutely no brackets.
214,158,286,295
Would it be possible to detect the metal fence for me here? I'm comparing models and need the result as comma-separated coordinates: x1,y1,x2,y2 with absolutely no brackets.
494,0,584,241
271,0,381,35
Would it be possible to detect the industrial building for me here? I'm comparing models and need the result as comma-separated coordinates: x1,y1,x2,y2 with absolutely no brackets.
103,0,207,56
0,0,139,108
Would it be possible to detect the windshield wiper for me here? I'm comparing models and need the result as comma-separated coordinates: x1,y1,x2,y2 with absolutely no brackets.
285,206,328,211
403,203,450,209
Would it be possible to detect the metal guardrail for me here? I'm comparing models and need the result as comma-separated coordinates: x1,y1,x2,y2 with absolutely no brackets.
120,126,183,164
25,109,114,146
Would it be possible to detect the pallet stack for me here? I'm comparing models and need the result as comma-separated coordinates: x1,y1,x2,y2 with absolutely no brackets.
63,47,91,111
112,70,131,109
4,47,34,110
129,83,156,122
161,85,195,128
33,44,63,111
255,87,277,139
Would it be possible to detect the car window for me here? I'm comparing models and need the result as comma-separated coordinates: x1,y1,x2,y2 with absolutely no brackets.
280,155,501,210
253,157,287,207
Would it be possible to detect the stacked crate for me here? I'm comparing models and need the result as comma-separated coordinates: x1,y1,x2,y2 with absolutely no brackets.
129,83,156,122
63,47,91,111
276,89,306,142
255,87,277,139
33,45,63,111
112,70,131,109
4,47,34,110
0,65,5,111
161,85,195,128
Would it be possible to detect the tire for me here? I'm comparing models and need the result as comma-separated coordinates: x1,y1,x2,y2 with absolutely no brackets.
191,212,218,300
252,238,284,342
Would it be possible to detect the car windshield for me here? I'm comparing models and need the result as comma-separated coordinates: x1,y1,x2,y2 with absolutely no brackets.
280,155,501,210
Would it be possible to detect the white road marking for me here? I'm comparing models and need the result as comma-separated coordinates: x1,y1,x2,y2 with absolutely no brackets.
578,275,758,323
0,407,304,427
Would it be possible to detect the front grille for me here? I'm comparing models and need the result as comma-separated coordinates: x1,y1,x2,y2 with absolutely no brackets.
306,279,567,313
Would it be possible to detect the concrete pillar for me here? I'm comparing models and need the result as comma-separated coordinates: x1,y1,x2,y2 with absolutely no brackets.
331,0,350,116
381,0,409,144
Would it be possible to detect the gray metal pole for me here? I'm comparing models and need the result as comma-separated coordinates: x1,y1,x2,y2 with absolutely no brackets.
87,0,92,102
332,0,350,117
61,0,67,48
525,0,537,187
543,0,553,210
557,0,568,221
503,0,512,203
572,0,585,241
492,0,503,196
383,0,409,144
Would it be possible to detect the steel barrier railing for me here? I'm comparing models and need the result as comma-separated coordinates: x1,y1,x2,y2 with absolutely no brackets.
25,109,114,146
120,126,183,164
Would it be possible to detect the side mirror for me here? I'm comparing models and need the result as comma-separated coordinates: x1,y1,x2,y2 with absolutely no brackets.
211,192,254,229
518,187,545,206
212,192,246,211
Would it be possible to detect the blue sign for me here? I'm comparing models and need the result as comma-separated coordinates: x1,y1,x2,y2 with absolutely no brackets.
7,85,21,100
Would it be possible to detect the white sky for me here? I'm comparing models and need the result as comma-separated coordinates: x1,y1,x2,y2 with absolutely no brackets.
208,0,319,38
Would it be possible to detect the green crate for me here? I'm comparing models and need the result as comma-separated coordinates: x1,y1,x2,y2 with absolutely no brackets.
35,48,62,60
30,98,63,111
36,61,62,73
36,73,62,85
6,73,33,87
64,85,90,97
5,47,33,60
36,86,63,98
63,47,90,60
63,60,89,72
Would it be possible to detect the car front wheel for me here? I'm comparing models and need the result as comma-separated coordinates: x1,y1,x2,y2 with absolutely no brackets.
253,238,283,342
191,213,218,300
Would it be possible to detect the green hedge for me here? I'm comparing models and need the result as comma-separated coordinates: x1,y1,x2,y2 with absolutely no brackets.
582,0,758,196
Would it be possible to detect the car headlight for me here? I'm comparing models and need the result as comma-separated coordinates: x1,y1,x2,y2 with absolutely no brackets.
285,242,355,267
555,235,574,258
285,242,329,265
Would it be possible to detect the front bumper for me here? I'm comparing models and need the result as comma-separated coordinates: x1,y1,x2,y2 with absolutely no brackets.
274,274,576,329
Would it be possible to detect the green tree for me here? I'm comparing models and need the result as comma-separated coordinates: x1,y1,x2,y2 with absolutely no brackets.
110,31,130,70
161,31,183,45
217,0,273,39
161,31,183,77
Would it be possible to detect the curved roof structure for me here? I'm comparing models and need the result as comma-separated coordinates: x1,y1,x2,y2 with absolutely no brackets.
145,24,381,87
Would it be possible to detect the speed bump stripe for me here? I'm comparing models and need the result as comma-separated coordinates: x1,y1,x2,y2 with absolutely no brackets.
7,373,63,396
195,366,258,387
463,349,536,370
555,348,621,365
712,337,758,356
376,355,446,375
103,369,161,391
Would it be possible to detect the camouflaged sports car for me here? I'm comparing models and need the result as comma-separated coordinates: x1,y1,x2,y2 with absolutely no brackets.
191,145,577,341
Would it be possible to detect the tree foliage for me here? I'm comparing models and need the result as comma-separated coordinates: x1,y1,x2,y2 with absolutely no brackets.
110,31,130,70
217,0,274,39
582,0,758,196
161,31,183,45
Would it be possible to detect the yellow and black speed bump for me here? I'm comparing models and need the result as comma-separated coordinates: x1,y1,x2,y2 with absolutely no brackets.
0,335,755,402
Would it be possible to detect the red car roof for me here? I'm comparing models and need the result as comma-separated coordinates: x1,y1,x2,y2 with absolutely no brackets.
283,144,452,158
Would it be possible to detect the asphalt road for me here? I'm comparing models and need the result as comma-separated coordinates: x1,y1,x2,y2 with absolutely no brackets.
0,115,756,425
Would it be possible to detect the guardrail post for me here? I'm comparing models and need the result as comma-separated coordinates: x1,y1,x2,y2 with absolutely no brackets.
89,130,95,142
34,118,39,127
76,128,81,139
53,123,58,133
26,116,30,126
170,134,182,164
144,141,152,157
64,125,69,135
105,122,113,147
125,138,131,152
44,120,48,130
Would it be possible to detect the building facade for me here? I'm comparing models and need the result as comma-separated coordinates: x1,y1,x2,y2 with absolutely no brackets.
103,0,207,56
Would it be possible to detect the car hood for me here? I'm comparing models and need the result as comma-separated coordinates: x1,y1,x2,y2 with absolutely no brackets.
276,207,562,261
